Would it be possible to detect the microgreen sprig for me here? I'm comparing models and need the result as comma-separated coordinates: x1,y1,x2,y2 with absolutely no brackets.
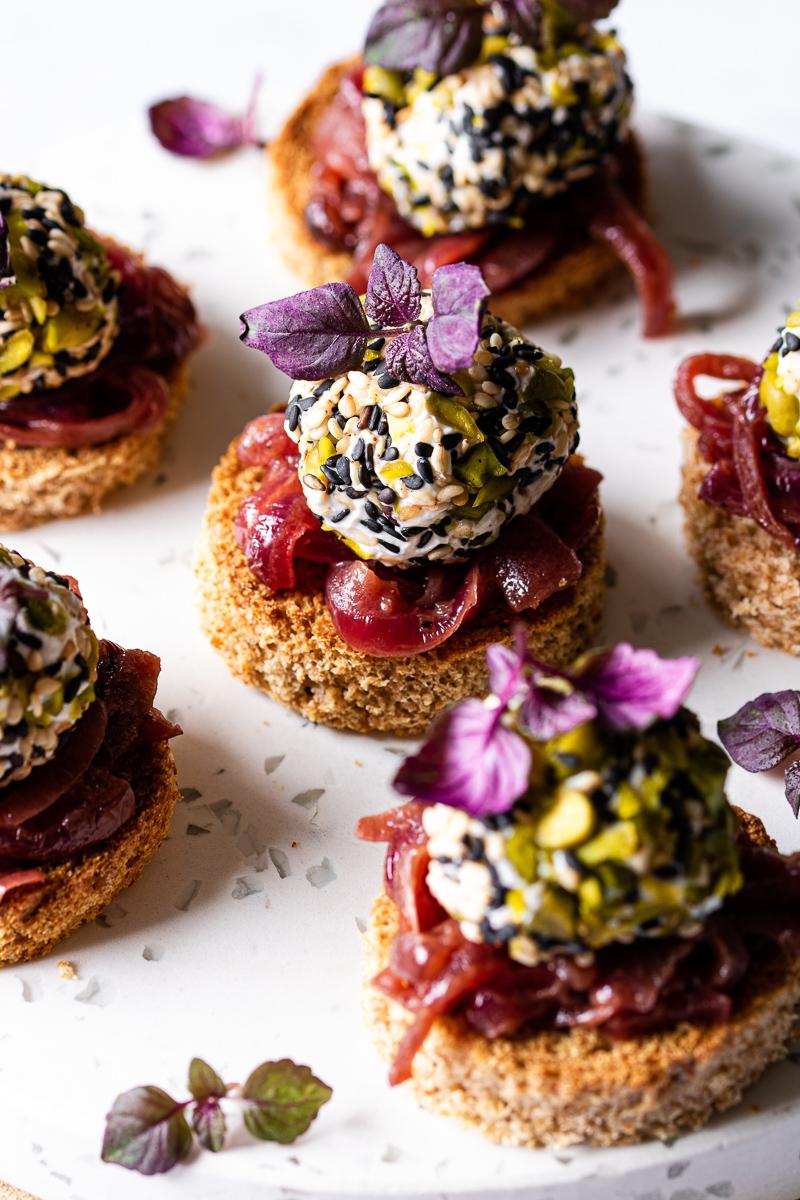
718,691,800,816
101,1056,332,1176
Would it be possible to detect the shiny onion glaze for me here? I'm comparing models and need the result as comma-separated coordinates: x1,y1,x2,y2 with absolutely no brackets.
675,353,800,549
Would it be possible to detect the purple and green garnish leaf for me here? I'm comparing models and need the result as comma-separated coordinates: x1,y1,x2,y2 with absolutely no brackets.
427,262,489,373
718,690,800,817
102,1056,331,1175
241,1060,333,1144
148,76,263,159
0,214,14,290
394,698,532,816
395,637,699,817
364,0,484,76
241,243,488,394
495,0,544,41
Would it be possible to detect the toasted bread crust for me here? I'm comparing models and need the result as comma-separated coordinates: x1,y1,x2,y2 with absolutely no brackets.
362,809,800,1148
268,58,644,327
680,427,800,655
0,738,179,965
0,361,189,531
194,438,605,736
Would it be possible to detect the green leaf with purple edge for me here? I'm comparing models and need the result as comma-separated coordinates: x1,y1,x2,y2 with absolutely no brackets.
427,262,489,373
188,1057,227,1103
495,0,543,40
384,326,463,396
241,1060,333,1144
192,1098,227,1153
580,644,699,731
365,242,422,327
394,698,532,816
148,77,262,159
364,0,484,76
240,282,371,379
101,1086,192,1176
718,690,800,774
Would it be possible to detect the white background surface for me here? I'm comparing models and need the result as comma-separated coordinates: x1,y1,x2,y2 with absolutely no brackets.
3,3,800,1199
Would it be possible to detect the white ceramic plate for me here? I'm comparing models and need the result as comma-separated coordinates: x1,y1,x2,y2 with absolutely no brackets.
2,10,800,1199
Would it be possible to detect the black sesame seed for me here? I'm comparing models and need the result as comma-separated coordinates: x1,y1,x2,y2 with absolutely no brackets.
379,487,395,505
358,407,374,430
351,437,364,462
359,464,372,488
364,500,381,520
338,458,353,485
416,459,434,484
416,529,434,549
403,475,425,490
321,462,341,486
785,332,800,353
286,403,300,432
63,675,82,702
361,518,383,533
383,446,400,461
414,441,433,458
369,406,383,431
442,431,462,450
346,487,367,499
377,538,400,553
377,373,399,390
367,337,385,351
330,508,348,523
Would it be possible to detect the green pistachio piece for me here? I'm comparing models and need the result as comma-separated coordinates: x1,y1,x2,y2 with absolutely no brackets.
577,820,639,866
363,65,406,107
427,396,483,443
42,308,104,353
0,329,34,375
531,887,575,941
474,476,516,507
535,787,596,849
455,443,507,489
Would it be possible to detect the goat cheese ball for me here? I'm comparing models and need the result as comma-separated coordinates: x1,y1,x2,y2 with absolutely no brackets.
362,24,632,236
0,175,120,402
0,547,98,788
760,309,800,458
423,709,742,965
284,306,578,565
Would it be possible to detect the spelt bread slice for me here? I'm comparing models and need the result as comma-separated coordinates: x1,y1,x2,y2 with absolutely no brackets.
194,438,605,737
362,808,800,1148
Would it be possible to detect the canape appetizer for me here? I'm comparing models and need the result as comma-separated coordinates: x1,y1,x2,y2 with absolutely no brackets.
0,546,181,963
0,174,201,528
196,246,604,735
269,0,674,336
358,639,800,1146
676,312,800,654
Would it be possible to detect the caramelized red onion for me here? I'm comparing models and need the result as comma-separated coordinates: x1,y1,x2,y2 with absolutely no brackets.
234,418,602,655
675,353,800,548
358,804,800,1084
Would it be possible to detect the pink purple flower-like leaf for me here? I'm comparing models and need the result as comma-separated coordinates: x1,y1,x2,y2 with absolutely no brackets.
394,698,532,816
365,243,421,327
240,283,371,379
364,0,484,76
192,1099,226,1154
427,262,489,373
486,641,528,707
148,77,262,159
384,325,463,396
101,1086,192,1175
580,643,699,731
495,0,543,40
718,691,800,773
519,669,598,739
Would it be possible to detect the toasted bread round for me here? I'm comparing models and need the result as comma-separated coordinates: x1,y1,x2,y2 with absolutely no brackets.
0,1184,40,1200
268,58,645,327
680,427,800,656
0,738,179,965
194,438,605,737
363,809,800,1148
0,362,189,532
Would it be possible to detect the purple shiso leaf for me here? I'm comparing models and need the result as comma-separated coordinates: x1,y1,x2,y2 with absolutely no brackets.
427,262,489,373
148,77,263,159
485,641,528,708
364,0,484,77
581,643,699,731
384,326,462,396
520,671,597,739
240,283,370,379
365,243,422,327
718,690,800,773
785,760,800,819
394,699,531,816
495,0,543,40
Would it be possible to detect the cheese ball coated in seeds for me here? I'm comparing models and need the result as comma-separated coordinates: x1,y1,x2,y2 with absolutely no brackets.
284,304,578,566
0,547,98,788
0,175,120,401
362,22,632,237
423,709,742,965
760,309,800,458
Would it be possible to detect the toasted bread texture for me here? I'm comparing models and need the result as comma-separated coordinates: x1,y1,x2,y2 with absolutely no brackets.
0,362,189,532
0,738,179,965
363,808,800,1148
680,427,800,656
268,59,644,328
0,1184,41,1200
194,438,605,737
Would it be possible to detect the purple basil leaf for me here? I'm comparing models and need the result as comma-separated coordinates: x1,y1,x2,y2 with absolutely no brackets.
485,642,528,708
718,690,800,773
241,282,371,379
365,243,421,326
241,1060,333,1144
187,1057,227,1104
495,0,543,40
581,644,699,731
192,1098,227,1153
520,670,597,739
364,0,484,76
148,76,262,159
394,699,532,816
785,760,800,818
101,1086,192,1176
0,214,13,290
384,326,463,395
427,262,489,372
